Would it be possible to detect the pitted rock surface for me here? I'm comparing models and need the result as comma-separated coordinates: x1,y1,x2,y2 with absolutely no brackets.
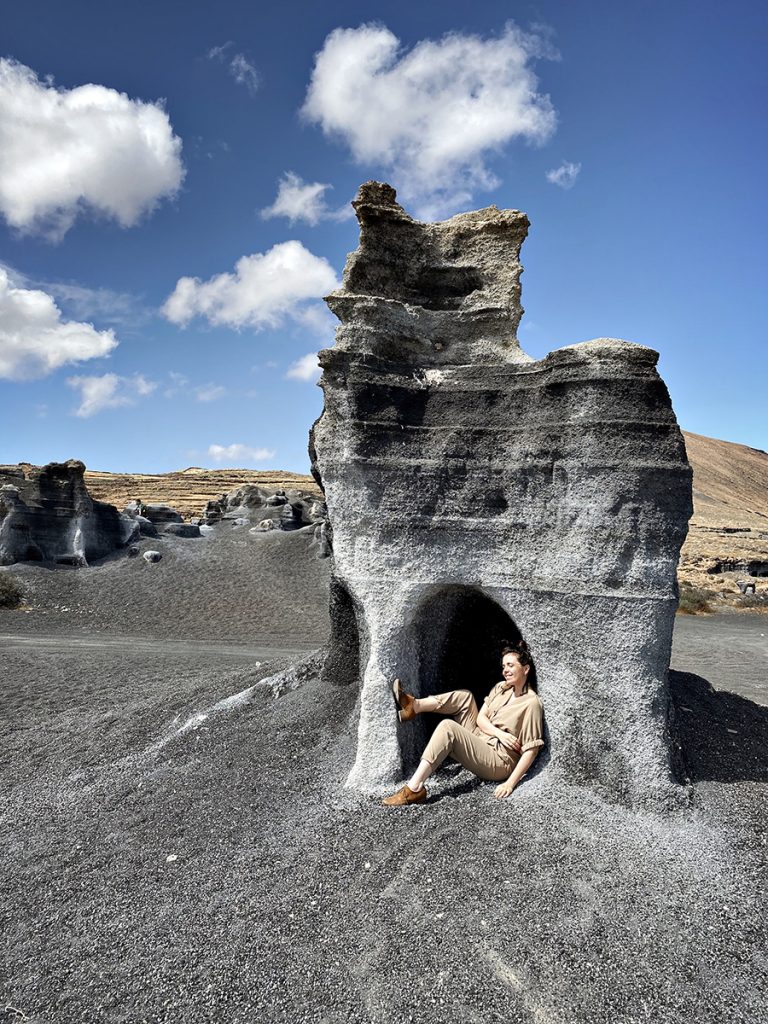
310,181,693,807
202,484,326,533
0,460,135,567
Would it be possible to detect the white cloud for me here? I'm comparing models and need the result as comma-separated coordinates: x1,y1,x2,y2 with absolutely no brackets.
207,443,275,465
261,171,351,226
161,240,339,331
43,281,147,327
262,172,331,225
0,267,117,380
286,352,321,382
208,43,259,95
230,54,259,95
66,372,157,418
302,23,557,215
0,58,184,239
195,383,227,402
0,261,147,329
546,160,581,189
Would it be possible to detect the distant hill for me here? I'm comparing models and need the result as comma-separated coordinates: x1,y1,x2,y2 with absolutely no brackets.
82,430,767,590
681,431,768,588
84,467,321,519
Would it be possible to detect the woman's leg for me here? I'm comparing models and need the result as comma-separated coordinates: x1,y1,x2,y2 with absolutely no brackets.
414,689,479,730
421,720,511,782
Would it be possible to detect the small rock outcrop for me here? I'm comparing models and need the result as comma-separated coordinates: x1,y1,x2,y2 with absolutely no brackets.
202,485,326,535
310,182,693,807
0,461,137,566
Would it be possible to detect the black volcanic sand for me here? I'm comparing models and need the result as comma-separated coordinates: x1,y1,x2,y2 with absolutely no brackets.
1,528,767,1024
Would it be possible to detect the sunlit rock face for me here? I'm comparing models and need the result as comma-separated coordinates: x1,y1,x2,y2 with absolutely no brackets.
310,181,692,808
0,460,135,566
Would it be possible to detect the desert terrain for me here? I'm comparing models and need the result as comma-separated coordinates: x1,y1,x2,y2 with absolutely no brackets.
81,430,768,599
1,471,767,1022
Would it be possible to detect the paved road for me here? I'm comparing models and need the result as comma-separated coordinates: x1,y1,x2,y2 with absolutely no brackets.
671,613,768,705
0,632,319,661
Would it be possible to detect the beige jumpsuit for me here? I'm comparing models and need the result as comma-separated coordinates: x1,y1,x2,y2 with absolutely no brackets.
421,684,545,781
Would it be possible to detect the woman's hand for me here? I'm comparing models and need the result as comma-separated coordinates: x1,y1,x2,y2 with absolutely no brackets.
493,781,515,800
497,731,522,754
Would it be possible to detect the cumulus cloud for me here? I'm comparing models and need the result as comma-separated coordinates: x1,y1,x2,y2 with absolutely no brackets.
286,352,321,382
302,22,557,215
207,443,275,465
0,267,117,380
66,372,156,418
546,160,581,189
0,58,184,239
261,171,351,225
161,240,339,331
208,43,259,95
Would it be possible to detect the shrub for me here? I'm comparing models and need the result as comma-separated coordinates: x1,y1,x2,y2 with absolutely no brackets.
677,585,712,615
0,572,24,609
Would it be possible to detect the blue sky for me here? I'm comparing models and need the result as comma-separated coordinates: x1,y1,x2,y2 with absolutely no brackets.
1,0,766,473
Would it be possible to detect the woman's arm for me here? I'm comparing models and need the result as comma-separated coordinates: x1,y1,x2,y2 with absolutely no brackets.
493,748,539,800
477,708,522,753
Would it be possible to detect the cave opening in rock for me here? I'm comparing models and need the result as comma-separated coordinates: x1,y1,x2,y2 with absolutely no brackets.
403,586,526,766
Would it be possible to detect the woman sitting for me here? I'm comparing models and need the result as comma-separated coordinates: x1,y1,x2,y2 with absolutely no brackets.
382,640,544,806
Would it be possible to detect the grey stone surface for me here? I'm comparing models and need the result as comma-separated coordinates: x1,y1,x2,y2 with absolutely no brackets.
162,522,202,538
143,503,183,525
310,181,693,807
203,484,325,534
0,460,136,567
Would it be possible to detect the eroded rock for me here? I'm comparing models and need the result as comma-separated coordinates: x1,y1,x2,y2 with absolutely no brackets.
310,181,693,808
0,461,136,567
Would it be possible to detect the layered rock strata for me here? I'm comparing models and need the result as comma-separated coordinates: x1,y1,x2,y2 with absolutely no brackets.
0,460,136,566
310,182,693,807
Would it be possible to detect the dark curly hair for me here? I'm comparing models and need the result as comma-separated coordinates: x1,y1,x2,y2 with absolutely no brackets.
500,639,538,692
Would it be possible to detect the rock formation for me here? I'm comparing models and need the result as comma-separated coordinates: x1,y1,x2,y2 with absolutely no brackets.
0,460,137,566
202,485,326,536
310,181,693,807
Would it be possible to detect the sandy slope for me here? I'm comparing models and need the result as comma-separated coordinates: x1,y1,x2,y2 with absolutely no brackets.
681,431,768,589
1,522,766,1023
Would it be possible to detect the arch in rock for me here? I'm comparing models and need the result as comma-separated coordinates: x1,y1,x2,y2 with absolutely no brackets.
400,585,527,770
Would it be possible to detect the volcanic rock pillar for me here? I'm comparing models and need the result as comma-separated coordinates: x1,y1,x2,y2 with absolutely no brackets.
310,182,692,808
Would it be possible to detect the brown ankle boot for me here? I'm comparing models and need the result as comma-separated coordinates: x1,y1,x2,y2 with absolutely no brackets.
382,784,427,806
392,678,416,722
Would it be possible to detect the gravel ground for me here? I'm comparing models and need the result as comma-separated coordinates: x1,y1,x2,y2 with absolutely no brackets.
1,533,766,1023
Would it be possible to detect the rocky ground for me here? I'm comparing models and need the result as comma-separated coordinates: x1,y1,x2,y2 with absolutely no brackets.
1,521,767,1023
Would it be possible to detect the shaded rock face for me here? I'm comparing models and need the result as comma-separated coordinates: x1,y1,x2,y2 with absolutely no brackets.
0,461,135,566
310,181,693,808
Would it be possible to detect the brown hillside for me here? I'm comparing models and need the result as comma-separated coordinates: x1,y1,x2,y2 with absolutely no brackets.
84,468,321,519
681,431,768,589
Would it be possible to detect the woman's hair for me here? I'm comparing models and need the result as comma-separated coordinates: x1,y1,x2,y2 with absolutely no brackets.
500,639,538,692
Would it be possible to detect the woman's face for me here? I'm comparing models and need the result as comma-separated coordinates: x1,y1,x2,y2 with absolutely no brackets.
501,652,529,689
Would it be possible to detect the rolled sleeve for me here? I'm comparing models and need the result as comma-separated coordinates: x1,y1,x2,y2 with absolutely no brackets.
519,700,545,753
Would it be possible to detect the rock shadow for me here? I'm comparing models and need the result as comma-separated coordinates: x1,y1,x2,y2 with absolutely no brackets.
669,670,768,783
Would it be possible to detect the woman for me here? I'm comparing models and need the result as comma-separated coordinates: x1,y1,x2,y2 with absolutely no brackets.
382,640,544,806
